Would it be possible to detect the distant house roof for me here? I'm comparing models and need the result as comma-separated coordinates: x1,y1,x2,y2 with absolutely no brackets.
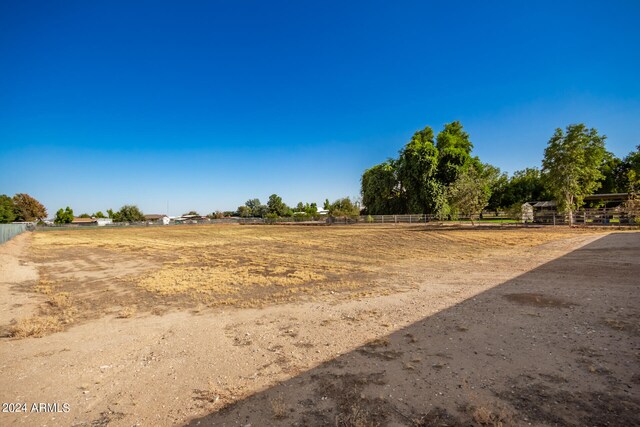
144,214,168,220
583,193,630,202
72,217,96,223
532,201,556,208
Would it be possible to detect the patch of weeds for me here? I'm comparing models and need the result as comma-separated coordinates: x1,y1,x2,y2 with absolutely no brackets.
46,292,71,308
315,372,389,427
117,306,136,319
8,316,63,338
335,402,380,427
34,279,54,295
498,375,640,426
471,405,513,427
414,407,461,426
270,396,288,419
90,408,125,426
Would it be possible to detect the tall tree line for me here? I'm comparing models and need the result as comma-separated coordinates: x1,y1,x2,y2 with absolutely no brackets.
361,121,496,218
362,122,640,217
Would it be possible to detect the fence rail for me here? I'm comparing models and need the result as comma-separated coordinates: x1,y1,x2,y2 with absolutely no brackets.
534,208,637,226
0,224,28,244
33,207,638,231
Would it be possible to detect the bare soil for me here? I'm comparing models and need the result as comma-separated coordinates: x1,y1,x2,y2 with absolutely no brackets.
0,225,638,426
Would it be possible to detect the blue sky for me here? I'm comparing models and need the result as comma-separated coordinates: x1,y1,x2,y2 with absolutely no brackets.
1,1,639,216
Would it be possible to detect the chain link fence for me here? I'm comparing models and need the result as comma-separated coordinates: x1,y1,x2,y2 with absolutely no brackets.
0,224,28,244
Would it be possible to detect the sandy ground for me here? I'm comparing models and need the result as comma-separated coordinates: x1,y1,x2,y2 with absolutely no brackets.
0,226,638,426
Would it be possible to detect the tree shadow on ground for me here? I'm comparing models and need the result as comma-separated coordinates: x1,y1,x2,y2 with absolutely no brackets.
186,233,640,426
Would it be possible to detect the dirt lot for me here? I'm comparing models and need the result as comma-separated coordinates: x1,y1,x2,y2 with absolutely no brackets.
0,224,638,426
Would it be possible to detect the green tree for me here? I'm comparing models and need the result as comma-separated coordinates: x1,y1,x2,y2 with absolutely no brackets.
12,193,47,222
489,168,551,210
267,194,289,217
184,211,200,216
79,213,91,218
323,199,330,210
618,145,640,192
329,197,360,217
0,195,16,223
94,211,106,218
436,121,473,185
245,199,261,216
486,170,509,212
596,151,623,194
116,205,145,222
253,204,269,217
508,168,550,204
542,124,607,225
237,205,251,217
396,126,445,215
446,166,491,224
361,159,404,214
54,207,74,224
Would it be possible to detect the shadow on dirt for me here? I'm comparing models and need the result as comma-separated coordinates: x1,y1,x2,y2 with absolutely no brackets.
186,233,640,426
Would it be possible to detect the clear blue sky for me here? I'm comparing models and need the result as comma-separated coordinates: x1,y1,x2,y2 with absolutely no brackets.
1,1,639,216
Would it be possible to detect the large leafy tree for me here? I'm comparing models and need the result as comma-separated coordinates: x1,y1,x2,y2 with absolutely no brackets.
396,126,445,215
54,206,74,224
328,197,360,217
0,195,16,223
617,145,640,192
114,205,145,222
486,170,509,212
542,124,607,225
446,166,492,224
240,198,268,217
237,205,251,217
12,193,47,221
597,151,623,194
267,194,289,217
245,199,261,215
489,168,551,210
361,159,404,215
436,121,473,185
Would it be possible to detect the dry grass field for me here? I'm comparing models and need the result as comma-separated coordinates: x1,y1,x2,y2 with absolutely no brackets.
0,225,638,426
11,224,591,336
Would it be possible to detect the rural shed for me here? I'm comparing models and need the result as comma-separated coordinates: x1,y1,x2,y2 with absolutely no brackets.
144,214,170,225
96,218,112,226
520,203,534,222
